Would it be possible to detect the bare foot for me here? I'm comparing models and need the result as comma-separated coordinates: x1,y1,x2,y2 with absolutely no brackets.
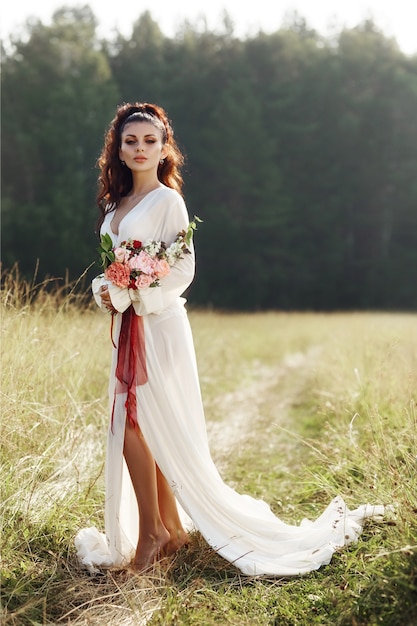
130,527,170,572
162,529,190,557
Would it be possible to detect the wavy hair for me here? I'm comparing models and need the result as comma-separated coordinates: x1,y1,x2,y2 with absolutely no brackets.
96,102,185,230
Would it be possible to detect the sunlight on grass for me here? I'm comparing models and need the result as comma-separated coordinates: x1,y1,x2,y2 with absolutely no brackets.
1,268,416,625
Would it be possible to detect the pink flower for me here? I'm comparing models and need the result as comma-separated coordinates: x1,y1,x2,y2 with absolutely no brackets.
113,247,130,263
128,254,142,271
104,262,131,288
129,250,156,275
135,273,154,289
154,258,171,278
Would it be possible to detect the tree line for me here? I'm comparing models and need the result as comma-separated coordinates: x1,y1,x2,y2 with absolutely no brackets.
2,6,417,310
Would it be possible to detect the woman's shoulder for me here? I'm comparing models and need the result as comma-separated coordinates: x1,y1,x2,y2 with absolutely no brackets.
154,186,189,230
157,185,184,203
155,186,187,214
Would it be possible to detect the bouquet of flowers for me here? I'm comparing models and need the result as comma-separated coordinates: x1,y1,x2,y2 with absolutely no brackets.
97,216,201,290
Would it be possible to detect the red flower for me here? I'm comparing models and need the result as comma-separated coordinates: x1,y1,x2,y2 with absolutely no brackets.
133,240,142,249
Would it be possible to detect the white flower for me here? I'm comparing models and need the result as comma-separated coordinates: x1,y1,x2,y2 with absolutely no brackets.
166,242,183,265
143,240,162,257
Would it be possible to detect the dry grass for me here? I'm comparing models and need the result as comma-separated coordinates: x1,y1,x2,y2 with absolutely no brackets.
1,267,416,625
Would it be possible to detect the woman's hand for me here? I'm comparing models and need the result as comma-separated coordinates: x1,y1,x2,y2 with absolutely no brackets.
100,285,118,315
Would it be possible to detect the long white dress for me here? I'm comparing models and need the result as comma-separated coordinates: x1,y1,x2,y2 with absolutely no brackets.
75,186,385,576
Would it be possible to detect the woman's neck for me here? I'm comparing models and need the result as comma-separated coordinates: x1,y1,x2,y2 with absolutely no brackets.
130,173,162,197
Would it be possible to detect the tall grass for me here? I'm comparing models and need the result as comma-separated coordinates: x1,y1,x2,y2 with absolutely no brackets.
1,268,416,625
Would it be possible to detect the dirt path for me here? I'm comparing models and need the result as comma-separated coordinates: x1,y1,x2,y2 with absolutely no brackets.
206,346,321,473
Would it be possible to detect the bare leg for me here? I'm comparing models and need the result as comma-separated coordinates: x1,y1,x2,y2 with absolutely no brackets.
123,422,170,571
156,465,190,556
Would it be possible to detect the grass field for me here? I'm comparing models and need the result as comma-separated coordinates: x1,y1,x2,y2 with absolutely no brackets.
1,270,416,625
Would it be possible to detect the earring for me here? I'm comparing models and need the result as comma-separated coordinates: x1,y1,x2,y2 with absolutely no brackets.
120,160,125,165
160,159,165,165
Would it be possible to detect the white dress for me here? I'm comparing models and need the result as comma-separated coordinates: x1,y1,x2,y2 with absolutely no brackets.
75,186,385,576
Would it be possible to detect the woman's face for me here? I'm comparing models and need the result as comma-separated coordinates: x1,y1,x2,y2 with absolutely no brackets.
119,121,168,174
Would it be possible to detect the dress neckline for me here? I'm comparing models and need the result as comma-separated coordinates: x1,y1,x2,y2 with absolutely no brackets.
110,186,164,236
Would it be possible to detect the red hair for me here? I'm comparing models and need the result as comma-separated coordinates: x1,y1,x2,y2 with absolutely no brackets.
96,102,184,229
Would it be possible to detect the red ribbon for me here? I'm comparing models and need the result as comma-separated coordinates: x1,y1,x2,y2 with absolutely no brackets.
110,305,148,431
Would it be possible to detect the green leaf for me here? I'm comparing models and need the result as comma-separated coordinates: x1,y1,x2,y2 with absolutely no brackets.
184,216,203,245
97,233,115,269
101,233,114,252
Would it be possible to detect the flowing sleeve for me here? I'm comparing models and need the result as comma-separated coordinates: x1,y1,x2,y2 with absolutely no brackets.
91,274,108,312
91,204,129,313
131,193,195,316
92,274,133,314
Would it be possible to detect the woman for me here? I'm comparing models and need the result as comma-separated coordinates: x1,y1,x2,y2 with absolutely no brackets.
75,102,385,576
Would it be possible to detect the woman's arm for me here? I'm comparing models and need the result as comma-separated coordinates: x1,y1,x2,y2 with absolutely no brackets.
131,195,196,315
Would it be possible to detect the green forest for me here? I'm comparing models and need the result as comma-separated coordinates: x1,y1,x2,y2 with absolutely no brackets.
2,5,417,311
